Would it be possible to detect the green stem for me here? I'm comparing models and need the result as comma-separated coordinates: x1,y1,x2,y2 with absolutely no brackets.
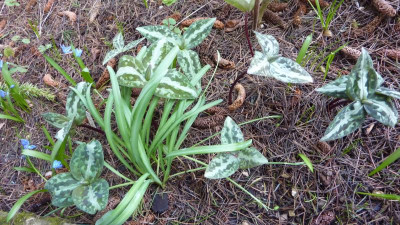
169,166,207,179
109,181,136,190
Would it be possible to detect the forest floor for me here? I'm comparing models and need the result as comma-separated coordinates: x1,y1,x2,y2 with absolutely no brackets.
0,0,400,224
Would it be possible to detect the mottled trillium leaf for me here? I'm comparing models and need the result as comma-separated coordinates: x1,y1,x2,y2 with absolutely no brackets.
136,25,182,46
177,50,202,79
155,69,199,99
44,172,81,207
224,0,255,12
254,31,279,57
237,147,268,169
317,75,350,99
376,87,400,99
204,153,240,179
55,119,73,141
321,101,365,141
221,117,244,144
103,49,121,66
363,95,398,127
182,18,216,50
247,51,271,76
269,57,313,83
66,82,89,125
70,140,104,183
102,34,144,65
72,179,109,215
42,112,70,129
116,55,146,88
112,33,125,50
142,39,174,74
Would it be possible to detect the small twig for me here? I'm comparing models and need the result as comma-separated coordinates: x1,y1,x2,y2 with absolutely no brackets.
79,124,105,135
244,13,254,57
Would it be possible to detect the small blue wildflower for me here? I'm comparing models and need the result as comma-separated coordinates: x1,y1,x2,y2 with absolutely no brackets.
10,85,15,89
52,160,63,169
74,48,83,57
60,44,72,54
20,139,37,150
0,60,3,69
0,90,7,98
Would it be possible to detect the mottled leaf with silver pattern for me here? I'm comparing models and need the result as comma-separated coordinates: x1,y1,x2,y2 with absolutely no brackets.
221,116,244,144
182,18,216,50
269,57,313,83
55,119,73,141
70,140,104,183
44,172,81,207
204,153,240,179
237,147,268,169
66,82,89,125
254,31,279,57
155,69,199,99
363,95,398,127
377,87,400,99
136,26,182,47
42,112,70,129
316,75,350,99
72,178,109,215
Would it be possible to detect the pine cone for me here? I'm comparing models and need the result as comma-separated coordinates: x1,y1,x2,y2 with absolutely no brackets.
268,2,288,12
293,2,307,26
181,17,224,29
263,9,287,29
380,49,400,60
372,0,396,17
353,15,384,37
341,46,361,60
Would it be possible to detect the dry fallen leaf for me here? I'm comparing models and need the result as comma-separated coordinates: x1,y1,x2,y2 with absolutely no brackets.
25,0,37,12
0,19,7,32
213,53,235,69
44,0,55,13
58,11,77,23
91,47,101,61
43,74,63,88
89,0,102,23
225,19,243,32
181,17,224,29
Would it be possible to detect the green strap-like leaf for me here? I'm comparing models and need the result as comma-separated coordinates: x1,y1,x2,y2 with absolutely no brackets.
363,95,398,127
321,101,365,141
155,69,199,99
136,25,182,46
221,116,244,144
182,18,216,50
317,75,350,98
7,189,47,222
237,147,268,169
369,147,400,176
55,119,73,141
254,31,279,57
42,112,70,129
70,140,104,182
224,0,255,12
44,173,81,207
72,178,109,214
205,153,240,179
66,82,88,125
376,87,400,99
247,51,271,76
269,57,313,83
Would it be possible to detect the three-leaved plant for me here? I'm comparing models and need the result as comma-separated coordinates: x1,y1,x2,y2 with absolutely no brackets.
45,140,109,214
317,48,400,141
247,32,314,84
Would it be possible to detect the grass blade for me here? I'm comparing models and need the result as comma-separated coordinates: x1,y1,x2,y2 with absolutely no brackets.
43,54,77,86
298,153,314,172
22,150,51,161
357,192,400,201
369,147,400,176
296,34,313,64
7,189,47,222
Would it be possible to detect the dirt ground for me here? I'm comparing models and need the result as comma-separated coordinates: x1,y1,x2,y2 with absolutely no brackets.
1,0,400,224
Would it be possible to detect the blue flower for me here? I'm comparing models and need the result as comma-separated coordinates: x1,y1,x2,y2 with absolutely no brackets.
0,60,3,69
0,90,7,98
74,48,83,57
60,44,72,54
10,85,15,89
52,160,63,169
20,139,37,150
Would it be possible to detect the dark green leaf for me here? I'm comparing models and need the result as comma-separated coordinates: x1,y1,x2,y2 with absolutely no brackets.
72,179,109,214
70,140,104,183
42,112,70,129
44,173,81,207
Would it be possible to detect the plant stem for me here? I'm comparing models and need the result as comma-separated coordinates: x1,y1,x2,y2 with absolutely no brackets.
78,123,105,135
169,166,207,179
109,181,136,190
253,0,260,30
245,13,254,57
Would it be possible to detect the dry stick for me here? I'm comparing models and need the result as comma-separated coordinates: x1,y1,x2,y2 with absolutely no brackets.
253,0,260,30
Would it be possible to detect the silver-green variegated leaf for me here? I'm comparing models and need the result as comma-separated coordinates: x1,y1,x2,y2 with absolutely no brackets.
66,82,88,125
70,140,104,183
224,0,255,12
204,153,240,179
177,50,202,78
237,147,268,169
142,39,174,74
72,179,109,215
103,49,121,66
112,32,125,50
102,35,144,65
269,57,313,83
182,18,216,50
377,87,400,99
221,117,244,144
254,31,279,57
44,172,81,207
155,69,199,99
247,51,271,76
42,112,70,129
116,55,146,88
321,101,365,141
55,119,73,141
363,95,398,127
136,25,182,46
316,75,350,99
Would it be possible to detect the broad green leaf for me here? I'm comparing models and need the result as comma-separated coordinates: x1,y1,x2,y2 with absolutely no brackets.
5,0,20,7
238,147,268,169
70,140,104,182
254,31,279,57
42,112,70,129
177,50,202,78
182,18,216,50
123,38,146,52
44,173,81,207
112,33,125,50
363,95,398,127
269,57,313,83
321,101,365,141
72,178,109,214
369,147,400,176
377,87,400,99
155,69,199,99
117,55,146,88
247,51,271,76
66,82,88,125
298,153,313,172
205,153,240,179
55,119,73,141
142,39,174,74
136,26,182,46
221,117,244,144
103,49,121,66
357,192,400,201
224,0,255,12
317,75,349,98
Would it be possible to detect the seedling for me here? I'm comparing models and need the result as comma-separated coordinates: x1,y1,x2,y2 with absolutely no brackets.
317,48,400,141
309,0,344,37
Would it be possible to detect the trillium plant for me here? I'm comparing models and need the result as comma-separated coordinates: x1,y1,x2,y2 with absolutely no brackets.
317,48,400,141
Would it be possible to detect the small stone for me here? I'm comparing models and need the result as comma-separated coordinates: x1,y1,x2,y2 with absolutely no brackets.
45,171,53,179
152,193,168,213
